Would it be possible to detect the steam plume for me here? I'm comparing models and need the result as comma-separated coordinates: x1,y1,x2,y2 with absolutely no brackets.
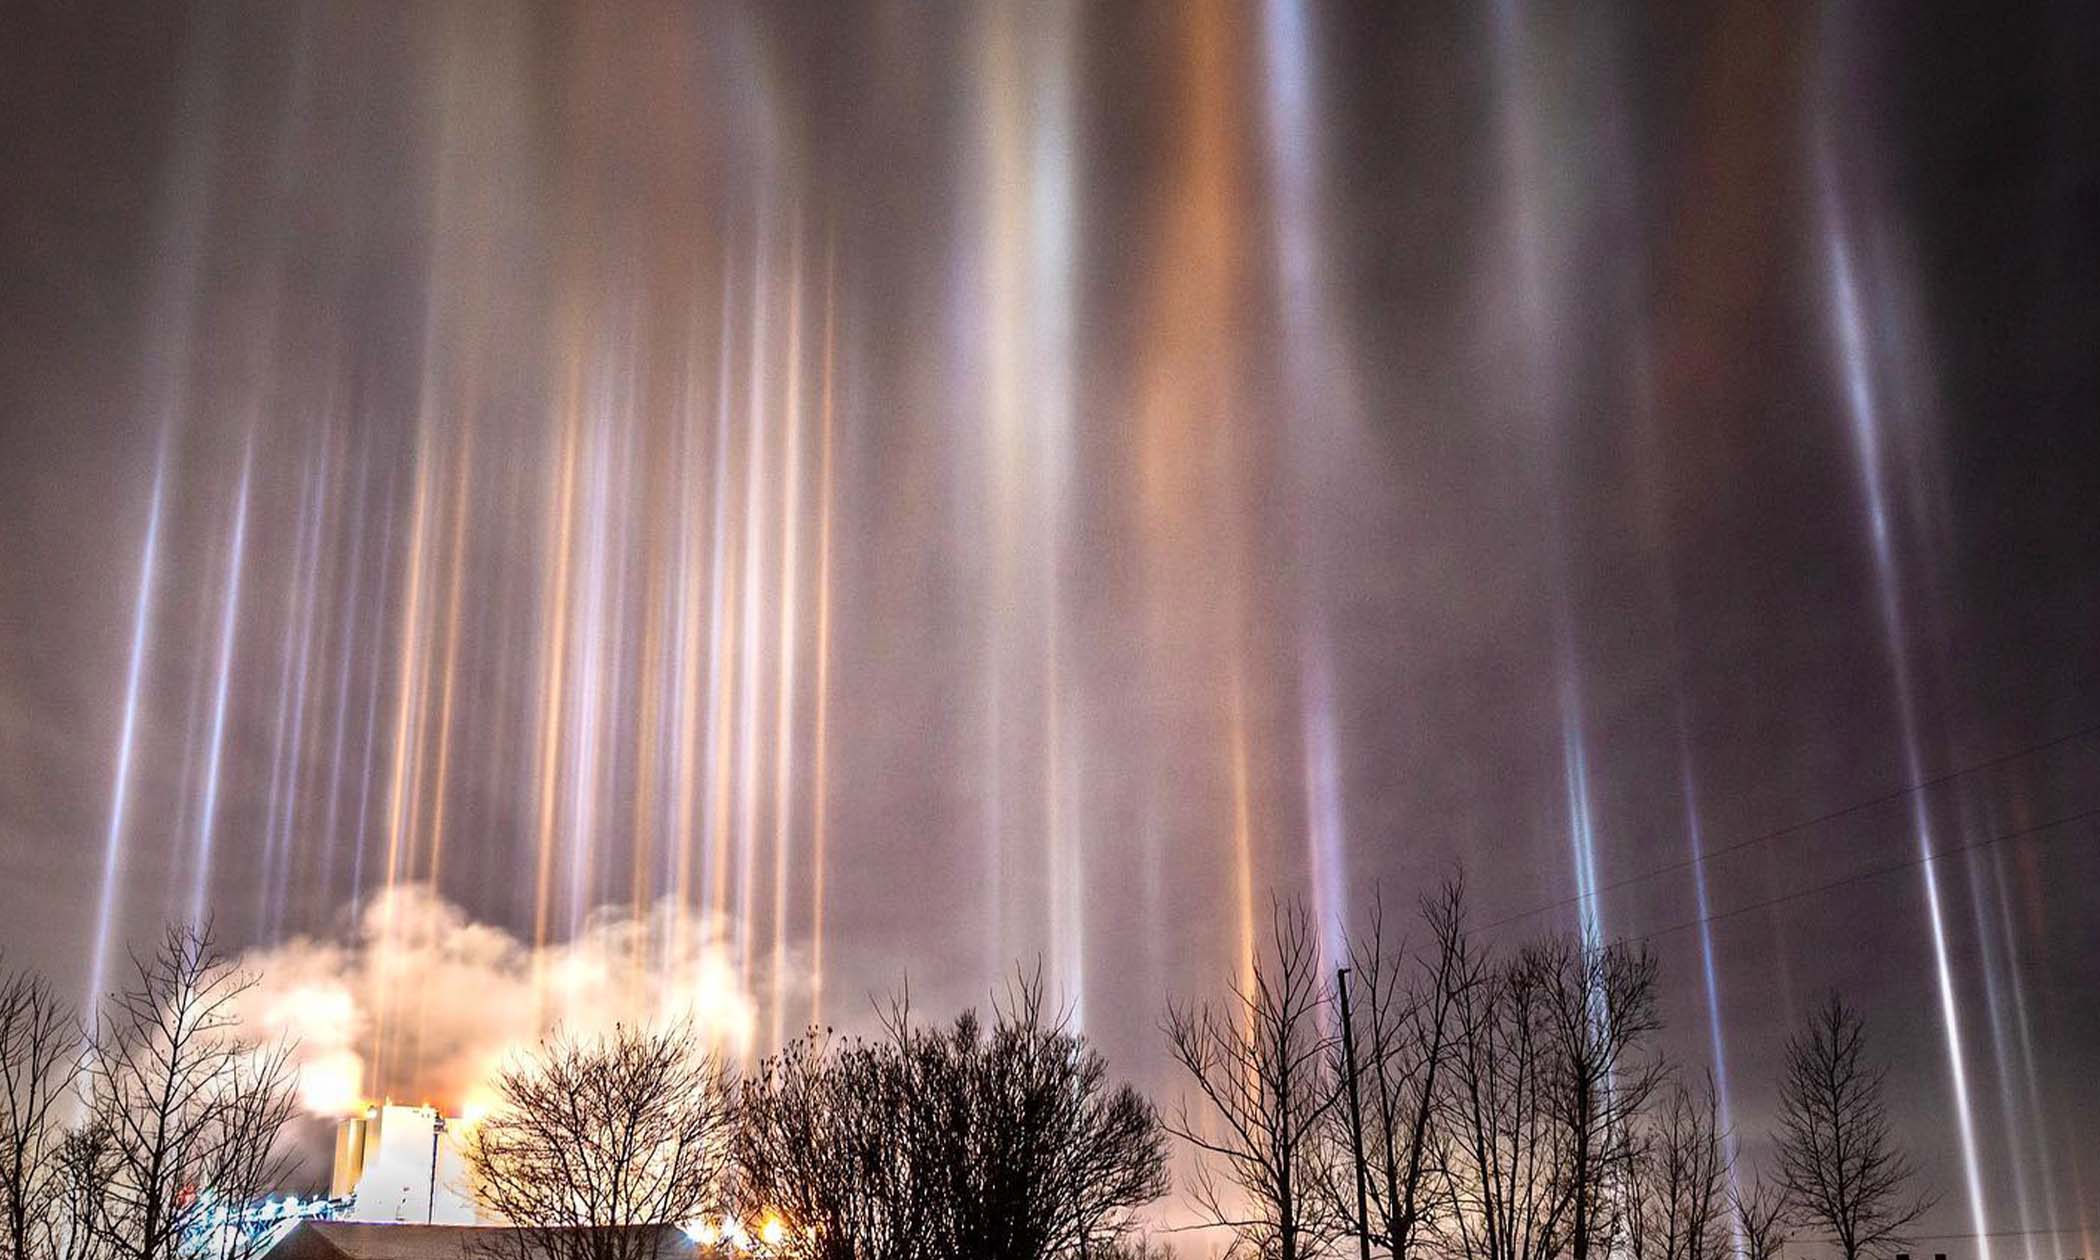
238,885,763,1116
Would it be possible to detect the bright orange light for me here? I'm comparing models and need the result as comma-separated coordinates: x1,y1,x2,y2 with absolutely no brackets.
456,1082,501,1128
759,1217,785,1248
297,1049,364,1117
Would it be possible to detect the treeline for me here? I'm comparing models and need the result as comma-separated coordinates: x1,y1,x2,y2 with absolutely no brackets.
0,933,1167,1260
465,976,1169,1260
1162,879,1934,1260
0,878,1936,1260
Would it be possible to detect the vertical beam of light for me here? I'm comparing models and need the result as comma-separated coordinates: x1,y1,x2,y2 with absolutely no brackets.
565,387,615,938
348,481,397,919
159,582,215,924
1028,0,1082,1025
533,374,580,948
1821,176,1992,1259
704,265,738,927
1683,758,1747,1260
977,0,1027,983
188,446,254,926
595,396,640,926
1488,0,1605,945
490,459,532,930
93,0,223,1010
1228,669,1259,1009
769,237,805,1053
808,242,837,1032
346,481,397,918
975,1,1080,997
256,449,321,935
1558,674,1604,948
481,458,523,926
423,430,474,894
603,394,641,927
317,448,370,901
1260,0,1352,963
1299,659,1347,961
633,413,669,947
1970,822,2045,1260
85,442,171,1014
667,417,698,935
283,434,342,924
667,317,709,974
265,448,330,939
380,441,435,906
736,226,772,993
1676,747,1736,1139
1137,0,1261,1001
406,428,475,1088
374,430,436,1081
255,458,313,932
1989,844,2064,1260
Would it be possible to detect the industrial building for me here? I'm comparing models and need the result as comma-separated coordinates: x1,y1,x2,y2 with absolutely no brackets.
329,1104,483,1225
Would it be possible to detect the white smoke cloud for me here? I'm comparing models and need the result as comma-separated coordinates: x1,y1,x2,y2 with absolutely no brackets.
237,885,763,1116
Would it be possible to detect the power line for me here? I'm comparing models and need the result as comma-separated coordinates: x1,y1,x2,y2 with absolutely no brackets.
1900,1226,2093,1241
1618,805,2100,949
1484,719,2100,934
1797,1226,2094,1243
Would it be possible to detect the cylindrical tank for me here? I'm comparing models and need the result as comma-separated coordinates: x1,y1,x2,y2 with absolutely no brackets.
329,1112,370,1200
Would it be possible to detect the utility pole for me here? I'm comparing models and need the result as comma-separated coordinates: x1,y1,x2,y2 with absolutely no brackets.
428,1113,444,1224
1338,966,1373,1260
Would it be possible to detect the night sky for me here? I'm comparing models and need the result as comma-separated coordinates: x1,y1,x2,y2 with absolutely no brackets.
2,1,2097,1246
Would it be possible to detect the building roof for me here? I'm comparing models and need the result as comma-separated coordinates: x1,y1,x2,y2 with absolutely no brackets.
262,1222,711,1260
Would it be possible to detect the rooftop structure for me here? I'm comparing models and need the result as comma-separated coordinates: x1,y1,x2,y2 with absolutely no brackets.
332,1104,482,1226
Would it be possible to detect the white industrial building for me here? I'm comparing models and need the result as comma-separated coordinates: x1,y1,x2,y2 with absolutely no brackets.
329,1104,483,1225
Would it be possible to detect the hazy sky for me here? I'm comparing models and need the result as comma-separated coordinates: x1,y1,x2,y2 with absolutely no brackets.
1,1,2096,1241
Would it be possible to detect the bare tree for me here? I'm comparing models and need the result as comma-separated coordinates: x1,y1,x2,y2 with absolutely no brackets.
1323,878,1474,1260
1090,1240,1176,1260
463,1021,733,1260
1772,995,1933,1260
1165,899,1342,1260
736,1022,933,1260
86,925,299,1260
1729,1180,1787,1260
41,1122,117,1260
735,974,1166,1260
953,974,1168,1259
1,965,83,1260
1533,937,1664,1260
1441,942,1567,1260
1624,1078,1730,1260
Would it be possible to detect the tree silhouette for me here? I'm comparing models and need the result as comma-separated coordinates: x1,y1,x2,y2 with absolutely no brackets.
1730,1179,1788,1260
1321,877,1476,1260
1624,1077,1730,1260
736,973,1165,1260
1772,995,1933,1260
0,964,82,1260
463,1021,733,1260
85,925,299,1260
1165,899,1342,1260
